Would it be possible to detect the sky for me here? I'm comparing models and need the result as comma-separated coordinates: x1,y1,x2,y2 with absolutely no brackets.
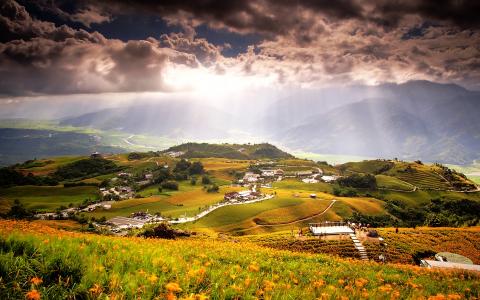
1,0,480,102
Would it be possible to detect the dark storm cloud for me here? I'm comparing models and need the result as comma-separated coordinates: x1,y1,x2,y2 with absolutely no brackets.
75,0,480,36
71,0,366,38
0,0,203,96
1,0,480,96
372,0,480,29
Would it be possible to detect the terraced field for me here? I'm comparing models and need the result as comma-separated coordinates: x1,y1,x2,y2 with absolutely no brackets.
375,175,415,191
388,168,451,190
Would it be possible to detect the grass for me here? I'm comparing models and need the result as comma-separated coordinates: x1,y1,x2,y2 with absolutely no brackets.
469,175,480,185
1,220,479,299
187,185,387,234
16,156,85,176
0,185,99,212
386,163,452,190
272,179,333,193
188,197,303,230
375,175,414,191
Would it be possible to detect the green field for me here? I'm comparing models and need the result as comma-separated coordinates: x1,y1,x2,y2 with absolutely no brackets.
385,163,452,190
272,179,333,193
187,183,387,233
0,185,99,212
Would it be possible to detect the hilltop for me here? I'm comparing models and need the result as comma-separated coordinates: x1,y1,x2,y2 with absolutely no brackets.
163,142,294,160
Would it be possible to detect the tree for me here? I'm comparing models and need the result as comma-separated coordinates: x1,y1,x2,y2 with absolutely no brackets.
189,161,204,175
174,159,191,173
190,177,197,185
201,175,211,185
161,181,179,190
5,199,33,219
206,184,219,193
337,174,377,189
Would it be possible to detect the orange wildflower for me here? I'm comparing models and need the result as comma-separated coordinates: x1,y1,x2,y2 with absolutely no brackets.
312,279,325,288
89,284,103,296
165,282,182,293
248,263,260,272
428,294,446,300
26,289,41,300
263,280,275,291
378,284,393,293
148,274,158,284
30,277,43,285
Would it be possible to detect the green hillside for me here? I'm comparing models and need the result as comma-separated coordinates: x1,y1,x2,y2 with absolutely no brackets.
163,142,293,160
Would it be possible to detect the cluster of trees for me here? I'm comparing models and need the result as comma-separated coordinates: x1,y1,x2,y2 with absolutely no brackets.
337,174,377,189
140,223,191,239
434,163,476,191
149,159,218,192
385,197,480,227
1,199,34,219
346,211,396,227
0,167,58,187
54,158,119,180
173,159,205,176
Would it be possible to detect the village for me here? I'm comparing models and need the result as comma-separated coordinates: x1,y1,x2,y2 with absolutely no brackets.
36,153,344,234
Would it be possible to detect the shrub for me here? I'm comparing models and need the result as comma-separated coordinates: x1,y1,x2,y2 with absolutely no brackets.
201,175,211,185
54,158,118,180
206,184,219,193
141,223,190,239
161,181,179,190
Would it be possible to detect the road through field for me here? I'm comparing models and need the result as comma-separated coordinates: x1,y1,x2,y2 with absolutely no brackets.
169,194,275,224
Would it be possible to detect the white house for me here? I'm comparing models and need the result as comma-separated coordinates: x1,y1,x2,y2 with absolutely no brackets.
321,175,339,183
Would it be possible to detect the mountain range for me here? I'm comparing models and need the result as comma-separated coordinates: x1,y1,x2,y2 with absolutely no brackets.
5,80,480,165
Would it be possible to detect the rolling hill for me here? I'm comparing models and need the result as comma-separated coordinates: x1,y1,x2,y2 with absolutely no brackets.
163,142,294,160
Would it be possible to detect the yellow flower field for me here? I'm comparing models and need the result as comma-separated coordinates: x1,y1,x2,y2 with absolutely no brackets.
0,220,479,299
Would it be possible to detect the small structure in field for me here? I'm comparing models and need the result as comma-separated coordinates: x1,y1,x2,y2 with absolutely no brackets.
296,170,313,177
421,260,480,272
309,222,354,235
90,152,102,159
321,175,339,183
